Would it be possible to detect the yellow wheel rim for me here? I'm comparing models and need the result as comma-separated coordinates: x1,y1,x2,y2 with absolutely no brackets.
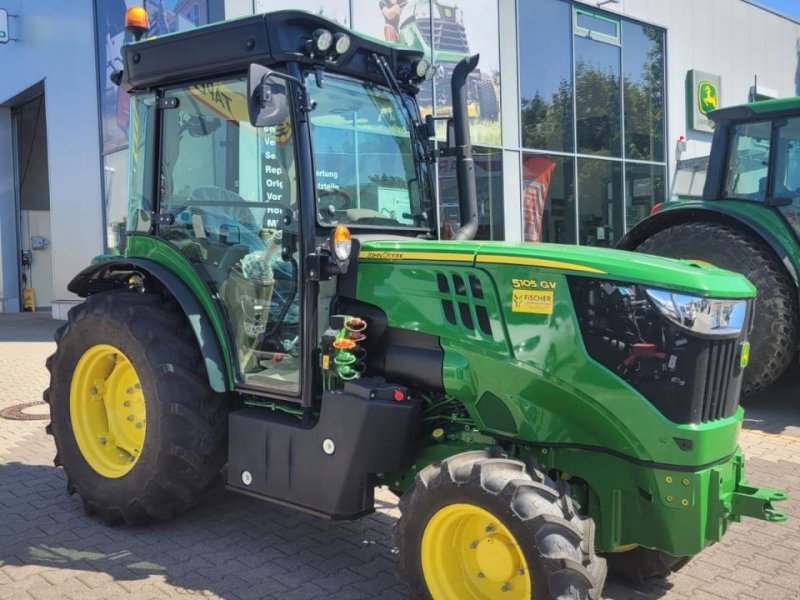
422,503,532,599
70,344,146,478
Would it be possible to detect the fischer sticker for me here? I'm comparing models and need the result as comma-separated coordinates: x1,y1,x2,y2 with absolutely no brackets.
512,289,554,314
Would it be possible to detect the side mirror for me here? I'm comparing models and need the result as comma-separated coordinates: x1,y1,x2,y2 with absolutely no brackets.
247,63,289,127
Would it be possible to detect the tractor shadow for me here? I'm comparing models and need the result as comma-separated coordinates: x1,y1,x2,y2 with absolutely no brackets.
0,461,408,599
0,461,674,600
741,366,800,436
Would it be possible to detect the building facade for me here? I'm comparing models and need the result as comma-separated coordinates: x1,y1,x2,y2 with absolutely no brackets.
0,0,798,316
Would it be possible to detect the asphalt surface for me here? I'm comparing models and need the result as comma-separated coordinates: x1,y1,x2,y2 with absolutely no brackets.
1,312,798,599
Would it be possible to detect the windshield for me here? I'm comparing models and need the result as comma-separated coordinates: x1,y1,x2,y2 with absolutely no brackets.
307,74,433,229
723,120,772,201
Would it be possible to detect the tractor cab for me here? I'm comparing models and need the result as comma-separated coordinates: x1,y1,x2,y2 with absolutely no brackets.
702,99,800,223
118,10,460,401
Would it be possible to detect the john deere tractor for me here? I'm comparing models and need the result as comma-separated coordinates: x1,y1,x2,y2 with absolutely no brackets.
619,98,800,397
46,9,785,599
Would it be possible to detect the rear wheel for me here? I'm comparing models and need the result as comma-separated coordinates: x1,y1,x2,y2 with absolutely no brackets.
637,222,797,395
604,546,690,583
395,451,606,599
45,292,229,525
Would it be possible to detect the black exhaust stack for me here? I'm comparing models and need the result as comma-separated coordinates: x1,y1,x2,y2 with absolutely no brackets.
450,54,480,241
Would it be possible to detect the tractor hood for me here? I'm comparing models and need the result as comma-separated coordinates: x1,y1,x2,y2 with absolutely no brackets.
357,239,755,299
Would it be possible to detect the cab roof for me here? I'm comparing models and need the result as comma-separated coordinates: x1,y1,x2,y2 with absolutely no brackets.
709,96,800,122
122,10,424,92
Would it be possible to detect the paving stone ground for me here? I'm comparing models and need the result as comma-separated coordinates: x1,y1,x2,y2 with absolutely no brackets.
1,312,798,600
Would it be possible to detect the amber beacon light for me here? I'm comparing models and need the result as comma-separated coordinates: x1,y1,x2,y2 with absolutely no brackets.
125,6,150,41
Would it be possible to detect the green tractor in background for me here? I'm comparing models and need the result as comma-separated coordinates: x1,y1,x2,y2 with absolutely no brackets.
45,9,785,599
619,98,800,397
397,0,498,119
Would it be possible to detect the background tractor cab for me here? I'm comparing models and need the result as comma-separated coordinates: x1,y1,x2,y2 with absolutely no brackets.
620,97,800,397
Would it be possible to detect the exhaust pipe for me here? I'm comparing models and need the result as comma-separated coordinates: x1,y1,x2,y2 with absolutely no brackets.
450,54,480,241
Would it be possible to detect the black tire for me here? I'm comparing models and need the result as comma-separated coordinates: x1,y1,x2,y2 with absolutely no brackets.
44,292,229,525
637,222,798,395
604,547,690,583
395,450,606,599
478,73,499,120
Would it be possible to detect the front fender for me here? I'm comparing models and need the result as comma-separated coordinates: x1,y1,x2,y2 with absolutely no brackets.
68,258,231,392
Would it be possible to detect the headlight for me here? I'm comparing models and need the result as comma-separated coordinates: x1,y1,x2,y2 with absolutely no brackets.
645,289,747,338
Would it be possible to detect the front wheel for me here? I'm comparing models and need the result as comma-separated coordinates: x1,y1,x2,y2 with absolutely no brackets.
395,451,606,599
45,292,229,525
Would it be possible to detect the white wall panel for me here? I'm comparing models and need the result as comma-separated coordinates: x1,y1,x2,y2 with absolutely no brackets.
0,0,103,314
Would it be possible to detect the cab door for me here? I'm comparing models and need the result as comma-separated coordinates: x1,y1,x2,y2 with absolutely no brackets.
155,77,302,395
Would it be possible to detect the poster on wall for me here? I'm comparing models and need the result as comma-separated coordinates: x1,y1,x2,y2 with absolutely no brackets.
254,0,350,26
352,0,501,146
522,155,556,243
96,0,217,154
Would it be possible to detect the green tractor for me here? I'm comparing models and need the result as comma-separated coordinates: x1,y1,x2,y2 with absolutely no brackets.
397,0,498,119
46,9,785,599
619,98,800,396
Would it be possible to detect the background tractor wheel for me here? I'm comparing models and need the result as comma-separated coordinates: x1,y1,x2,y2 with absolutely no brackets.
44,292,229,525
637,222,797,395
604,547,690,583
395,450,606,600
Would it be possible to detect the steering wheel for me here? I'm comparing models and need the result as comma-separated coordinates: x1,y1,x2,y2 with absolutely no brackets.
317,188,352,213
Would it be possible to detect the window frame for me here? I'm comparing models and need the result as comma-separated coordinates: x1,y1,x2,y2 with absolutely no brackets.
573,6,621,47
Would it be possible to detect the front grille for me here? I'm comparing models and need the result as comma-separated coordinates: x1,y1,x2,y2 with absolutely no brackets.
568,277,748,425
702,339,740,421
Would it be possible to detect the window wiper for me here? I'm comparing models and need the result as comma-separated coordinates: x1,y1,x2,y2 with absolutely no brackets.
369,54,428,164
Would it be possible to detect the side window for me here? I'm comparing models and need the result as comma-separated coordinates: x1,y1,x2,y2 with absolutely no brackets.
772,118,800,200
157,78,301,393
723,120,771,201
775,118,800,236
127,93,156,233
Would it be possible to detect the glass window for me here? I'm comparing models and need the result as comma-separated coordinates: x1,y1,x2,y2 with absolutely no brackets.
308,75,433,230
723,120,772,201
430,1,501,146
623,22,665,162
575,9,620,42
519,0,574,153
522,153,575,244
575,36,622,157
774,118,800,236
578,158,623,246
127,93,155,236
439,146,504,240
351,0,434,120
159,77,301,393
772,117,800,200
625,164,666,232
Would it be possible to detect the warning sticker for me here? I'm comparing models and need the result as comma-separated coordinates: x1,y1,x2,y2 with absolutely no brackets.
512,290,554,314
